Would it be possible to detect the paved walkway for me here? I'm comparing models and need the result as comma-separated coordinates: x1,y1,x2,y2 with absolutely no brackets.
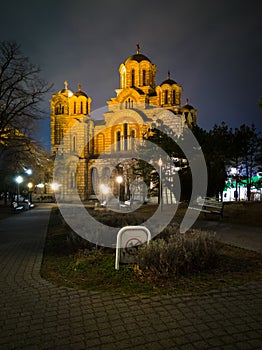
193,220,262,254
0,204,261,349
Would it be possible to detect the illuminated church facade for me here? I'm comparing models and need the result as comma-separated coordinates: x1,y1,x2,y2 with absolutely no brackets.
50,46,197,201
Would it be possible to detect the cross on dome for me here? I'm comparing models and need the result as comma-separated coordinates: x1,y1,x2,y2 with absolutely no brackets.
64,81,68,90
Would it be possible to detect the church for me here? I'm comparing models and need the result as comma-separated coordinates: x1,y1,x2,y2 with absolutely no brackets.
50,46,197,202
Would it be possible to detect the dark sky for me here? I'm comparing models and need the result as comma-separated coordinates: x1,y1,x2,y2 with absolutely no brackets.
1,0,262,149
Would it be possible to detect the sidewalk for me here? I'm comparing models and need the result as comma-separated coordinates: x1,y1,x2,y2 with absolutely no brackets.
193,220,262,254
0,204,261,349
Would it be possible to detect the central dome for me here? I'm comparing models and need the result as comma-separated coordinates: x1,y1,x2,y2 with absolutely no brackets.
125,44,151,63
125,53,151,63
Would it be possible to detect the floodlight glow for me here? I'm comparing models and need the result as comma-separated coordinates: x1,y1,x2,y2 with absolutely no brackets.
27,182,33,189
116,176,123,184
36,183,44,188
230,167,237,175
15,175,23,184
51,183,59,191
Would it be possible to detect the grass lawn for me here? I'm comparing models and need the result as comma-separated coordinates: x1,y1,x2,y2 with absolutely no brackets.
41,202,262,296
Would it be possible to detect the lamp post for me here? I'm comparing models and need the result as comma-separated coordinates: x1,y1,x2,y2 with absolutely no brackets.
231,167,239,201
27,182,33,203
116,175,123,208
15,175,23,204
158,158,163,211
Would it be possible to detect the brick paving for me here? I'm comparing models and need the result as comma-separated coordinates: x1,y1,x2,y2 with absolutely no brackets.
0,204,261,349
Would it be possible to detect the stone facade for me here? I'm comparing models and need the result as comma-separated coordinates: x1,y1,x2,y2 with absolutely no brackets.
50,46,197,201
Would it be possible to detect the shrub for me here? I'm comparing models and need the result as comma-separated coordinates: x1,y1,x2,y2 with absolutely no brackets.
137,230,218,278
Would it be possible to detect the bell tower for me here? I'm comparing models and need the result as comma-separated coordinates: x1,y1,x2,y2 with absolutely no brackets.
50,81,92,155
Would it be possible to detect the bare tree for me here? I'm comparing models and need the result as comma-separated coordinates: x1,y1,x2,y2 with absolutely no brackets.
0,41,52,203
0,41,51,147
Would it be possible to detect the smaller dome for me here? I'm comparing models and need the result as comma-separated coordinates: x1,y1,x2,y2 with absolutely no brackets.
160,78,177,86
182,99,195,111
74,83,88,98
74,90,88,98
160,71,177,86
58,88,73,96
58,81,73,97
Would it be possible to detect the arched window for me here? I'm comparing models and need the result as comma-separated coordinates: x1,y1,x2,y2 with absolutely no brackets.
90,167,98,195
125,98,133,109
142,70,146,86
80,101,83,114
164,90,168,105
86,101,89,114
74,102,76,114
173,90,176,104
131,69,135,86
124,123,128,151
55,104,63,115
116,131,121,151
97,133,105,153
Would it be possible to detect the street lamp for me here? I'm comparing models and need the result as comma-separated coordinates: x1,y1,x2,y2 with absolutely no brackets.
116,175,123,207
158,158,163,211
27,182,33,203
25,168,32,175
15,175,23,204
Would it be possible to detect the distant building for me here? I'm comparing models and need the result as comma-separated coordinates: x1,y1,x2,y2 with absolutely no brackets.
50,46,197,201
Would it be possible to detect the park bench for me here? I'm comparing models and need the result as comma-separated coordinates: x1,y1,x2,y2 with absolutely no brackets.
12,202,24,212
188,197,224,217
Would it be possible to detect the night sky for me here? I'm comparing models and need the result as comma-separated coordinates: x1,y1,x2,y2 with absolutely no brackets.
1,0,262,150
